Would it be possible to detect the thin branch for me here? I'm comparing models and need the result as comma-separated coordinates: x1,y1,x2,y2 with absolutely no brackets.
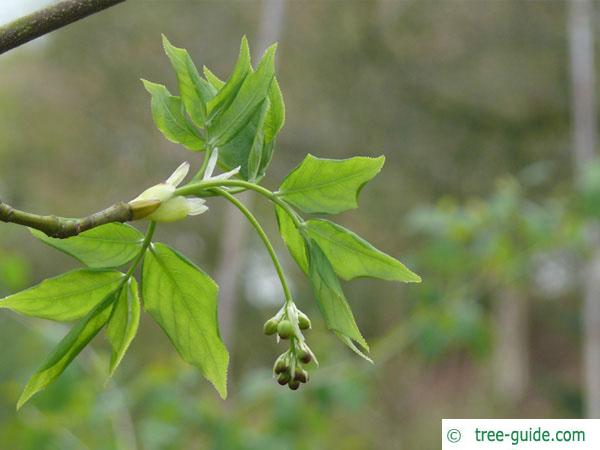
0,200,133,238
0,0,126,55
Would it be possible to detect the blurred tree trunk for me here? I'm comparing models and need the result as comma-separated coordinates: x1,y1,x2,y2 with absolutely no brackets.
215,0,286,348
568,0,600,418
493,286,529,403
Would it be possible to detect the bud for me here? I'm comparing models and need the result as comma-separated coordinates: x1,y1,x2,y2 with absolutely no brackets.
288,379,300,390
277,372,290,385
298,348,312,364
147,196,194,222
263,318,279,336
129,199,161,220
277,320,294,339
130,162,208,223
274,358,288,374
298,312,311,330
294,369,309,384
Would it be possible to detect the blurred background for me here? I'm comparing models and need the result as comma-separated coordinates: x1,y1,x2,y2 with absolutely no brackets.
2,0,600,448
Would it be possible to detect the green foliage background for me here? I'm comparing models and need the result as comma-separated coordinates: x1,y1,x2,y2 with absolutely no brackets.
0,1,588,449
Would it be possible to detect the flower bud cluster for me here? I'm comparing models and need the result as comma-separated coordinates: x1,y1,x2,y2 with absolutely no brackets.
263,303,316,390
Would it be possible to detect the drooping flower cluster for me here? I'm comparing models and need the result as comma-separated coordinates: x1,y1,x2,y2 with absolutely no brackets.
263,303,317,390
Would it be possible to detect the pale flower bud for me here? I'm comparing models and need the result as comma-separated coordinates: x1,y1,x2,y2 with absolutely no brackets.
129,162,208,222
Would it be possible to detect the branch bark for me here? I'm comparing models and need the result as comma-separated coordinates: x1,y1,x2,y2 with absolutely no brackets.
0,200,133,238
0,0,125,55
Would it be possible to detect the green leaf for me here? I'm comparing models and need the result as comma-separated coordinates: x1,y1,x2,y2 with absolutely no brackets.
203,66,225,90
255,79,285,178
142,243,229,398
162,35,216,127
334,332,373,364
30,224,144,269
206,37,251,115
219,100,268,180
17,292,115,409
305,219,421,283
142,79,204,151
105,278,140,376
275,205,308,273
278,154,385,214
306,240,369,356
263,77,285,144
0,270,124,321
247,117,265,181
257,140,275,180
209,44,276,147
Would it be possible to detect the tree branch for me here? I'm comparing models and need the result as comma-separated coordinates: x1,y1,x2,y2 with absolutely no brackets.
0,0,126,55
0,200,133,238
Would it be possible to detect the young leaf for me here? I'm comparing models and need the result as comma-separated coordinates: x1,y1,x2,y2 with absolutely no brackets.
142,243,229,398
204,67,281,179
275,205,308,273
105,278,140,376
162,35,216,127
306,240,370,356
0,270,124,321
206,37,251,115
30,224,144,269
255,78,285,178
247,117,265,181
142,79,204,151
305,219,421,283
203,66,225,90
218,100,268,180
277,155,385,214
257,140,275,180
263,77,285,144
17,292,115,409
208,44,277,147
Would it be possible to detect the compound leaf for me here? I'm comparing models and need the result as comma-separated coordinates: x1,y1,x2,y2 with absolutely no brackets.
263,77,285,144
203,66,225,90
306,240,369,357
219,99,268,180
106,278,140,376
305,219,421,283
207,36,251,115
142,80,204,151
162,34,216,127
17,291,116,409
31,224,144,269
278,155,385,214
0,269,124,321
209,44,276,147
142,243,229,398
275,205,308,273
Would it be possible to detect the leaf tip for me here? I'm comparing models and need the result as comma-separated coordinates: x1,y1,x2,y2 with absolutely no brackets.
217,385,228,399
265,42,278,54
240,35,251,59
161,34,172,52
140,78,152,91
16,388,34,411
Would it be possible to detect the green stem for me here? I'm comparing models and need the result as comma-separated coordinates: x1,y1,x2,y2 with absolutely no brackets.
124,221,156,280
212,187,293,303
176,179,304,229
